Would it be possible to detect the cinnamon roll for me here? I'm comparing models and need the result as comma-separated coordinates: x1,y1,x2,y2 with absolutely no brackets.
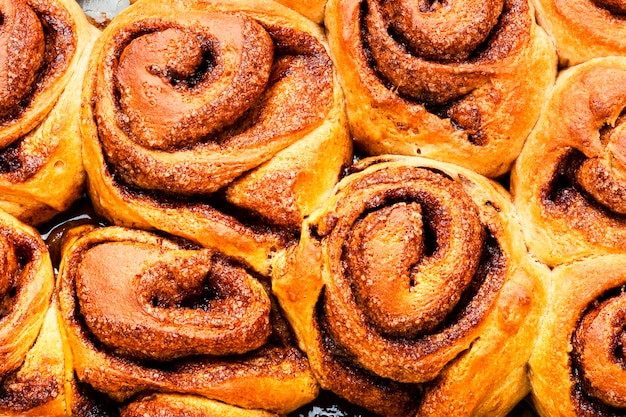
0,209,65,416
511,56,626,267
57,225,318,416
534,0,626,66
529,255,626,417
323,0,556,178
80,0,352,276
273,155,548,416
0,0,99,225
325,0,556,177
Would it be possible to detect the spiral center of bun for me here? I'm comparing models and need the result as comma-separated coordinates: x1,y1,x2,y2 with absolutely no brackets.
573,113,626,214
359,0,529,104
115,12,274,150
382,0,505,61
343,187,484,337
76,242,272,361
0,0,44,119
309,164,509,386
575,292,626,408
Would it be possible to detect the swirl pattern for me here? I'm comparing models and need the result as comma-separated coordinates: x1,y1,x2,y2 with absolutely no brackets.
273,156,547,417
81,0,351,275
58,226,318,416
0,0,99,225
0,210,65,416
511,56,626,267
534,0,626,66
529,255,626,417
323,0,556,178
0,0,44,120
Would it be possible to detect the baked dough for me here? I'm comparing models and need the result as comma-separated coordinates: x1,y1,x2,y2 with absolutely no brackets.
534,0,626,66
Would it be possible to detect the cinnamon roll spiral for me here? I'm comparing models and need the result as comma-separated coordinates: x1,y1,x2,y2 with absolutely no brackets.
81,0,351,275
57,226,318,416
529,255,626,417
511,56,626,267
0,0,99,225
0,210,65,416
273,155,547,416
323,0,556,178
534,0,626,66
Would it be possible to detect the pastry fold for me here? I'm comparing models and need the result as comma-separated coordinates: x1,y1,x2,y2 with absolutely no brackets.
275,0,327,23
80,0,352,276
273,155,547,417
512,56,626,267
0,210,64,416
0,0,99,225
530,255,626,417
324,0,556,178
57,225,318,416
534,0,626,66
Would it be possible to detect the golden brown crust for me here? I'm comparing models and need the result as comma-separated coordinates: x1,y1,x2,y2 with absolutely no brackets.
273,0,327,23
80,0,352,276
0,0,99,225
273,155,548,417
131,0,328,23
0,210,64,416
511,56,626,267
120,394,280,417
529,255,626,417
57,226,318,416
324,0,556,178
534,0,626,66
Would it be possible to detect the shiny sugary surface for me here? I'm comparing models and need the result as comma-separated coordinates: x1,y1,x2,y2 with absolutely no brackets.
46,0,543,415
